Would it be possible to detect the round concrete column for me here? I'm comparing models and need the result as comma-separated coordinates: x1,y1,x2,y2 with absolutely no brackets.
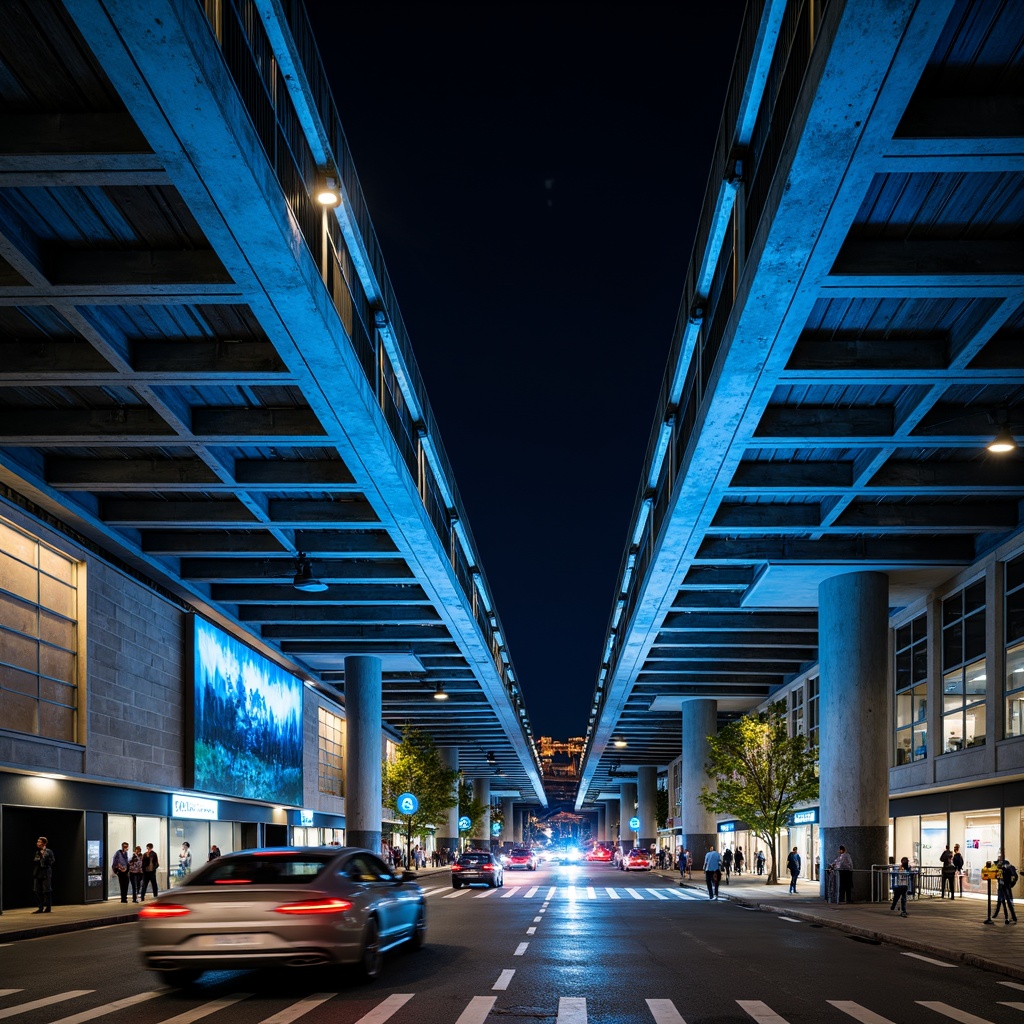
680,699,718,861
436,747,460,857
472,777,491,847
343,655,382,852
637,766,658,850
596,803,606,842
620,781,637,846
501,798,514,846
604,798,620,844
819,571,890,901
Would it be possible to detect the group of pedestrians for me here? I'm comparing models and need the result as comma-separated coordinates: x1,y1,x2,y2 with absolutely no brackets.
111,842,160,903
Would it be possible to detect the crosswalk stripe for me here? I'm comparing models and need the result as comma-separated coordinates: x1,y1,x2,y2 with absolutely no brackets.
606,887,620,899
999,982,1024,991
159,994,251,1024
736,1001,789,1023
474,889,498,898
998,1004,1024,1012
645,888,670,900
566,887,578,900
353,994,414,1024
443,889,469,899
258,995,337,1024
625,888,644,900
51,990,165,1024
902,953,957,968
493,971,515,991
514,942,529,956
0,992,94,1021
454,997,495,1024
418,886,443,896
646,999,686,1024
915,1004,997,1023
828,1001,897,1023
525,887,539,898
586,887,596,899
501,887,521,898
557,998,586,1024
546,887,557,900
667,889,695,900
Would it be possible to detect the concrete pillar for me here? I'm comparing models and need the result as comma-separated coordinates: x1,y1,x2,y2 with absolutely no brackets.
343,656,382,853
605,798,620,845
596,803,606,842
501,798,514,846
680,699,718,865
436,747,460,857
637,766,658,851
620,781,637,846
819,571,890,902
472,777,491,847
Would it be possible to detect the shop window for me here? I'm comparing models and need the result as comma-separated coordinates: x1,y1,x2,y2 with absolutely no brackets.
941,582,987,753
318,706,344,797
806,676,819,752
790,686,804,736
894,613,928,764
0,517,82,743
1004,553,1024,737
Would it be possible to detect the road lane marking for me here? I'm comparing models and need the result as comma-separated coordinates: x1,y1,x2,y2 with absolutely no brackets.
736,1001,789,1023
566,887,578,900
546,887,557,899
606,887,620,899
474,889,498,898
645,888,669,900
527,927,536,935
902,953,957,968
557,998,586,1024
454,997,495,1024
51,991,165,1024
778,917,801,923
501,887,521,898
533,916,542,922
258,995,338,1024
646,999,686,1024
915,1004,998,1023
586,887,596,899
493,971,515,991
159,994,252,1024
0,993,94,1021
1000,982,1024,991
352,995,414,1024
514,942,529,956
418,887,443,896
668,889,697,900
998,1004,1024,1012
828,1001,897,1023
525,887,539,898
443,889,469,899
625,888,644,900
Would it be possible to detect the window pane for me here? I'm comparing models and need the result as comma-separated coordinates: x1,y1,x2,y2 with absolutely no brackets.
965,581,986,615
1008,592,1024,646
38,701,74,742
896,624,911,650
896,649,911,690
965,704,986,747
912,684,927,723
943,621,963,668
1,630,38,672
1005,643,1024,694
0,661,39,696
0,689,38,733
965,660,986,696
943,711,964,752
39,576,76,619
964,611,986,661
943,669,963,697
1008,554,1024,595
943,695,963,715
895,730,912,765
943,593,963,627
38,546,74,584
0,522,35,565
912,643,928,683
1006,696,1024,738
912,614,927,643
896,691,913,729
0,550,37,602
913,725,928,760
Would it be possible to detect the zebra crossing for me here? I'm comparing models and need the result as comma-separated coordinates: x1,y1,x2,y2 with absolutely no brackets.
422,884,705,901
2,986,1023,1024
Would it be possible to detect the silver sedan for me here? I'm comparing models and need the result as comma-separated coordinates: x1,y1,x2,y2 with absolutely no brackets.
137,847,424,986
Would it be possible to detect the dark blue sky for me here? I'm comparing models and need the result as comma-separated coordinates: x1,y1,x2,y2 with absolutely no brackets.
306,3,747,739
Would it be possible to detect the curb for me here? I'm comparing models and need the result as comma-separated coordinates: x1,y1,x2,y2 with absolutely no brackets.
0,911,139,943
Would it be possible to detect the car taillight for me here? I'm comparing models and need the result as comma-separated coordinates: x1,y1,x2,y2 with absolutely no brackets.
481,864,494,871
451,864,461,871
274,898,352,915
138,903,191,919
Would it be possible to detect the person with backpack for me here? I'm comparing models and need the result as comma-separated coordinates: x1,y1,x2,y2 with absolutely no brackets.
995,856,1019,924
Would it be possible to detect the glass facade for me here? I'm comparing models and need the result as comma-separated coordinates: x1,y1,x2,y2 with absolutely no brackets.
941,581,987,752
318,706,344,796
1005,553,1024,737
894,613,928,764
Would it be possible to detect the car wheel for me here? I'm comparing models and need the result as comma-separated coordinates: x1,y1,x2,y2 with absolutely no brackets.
408,905,425,951
354,917,382,982
164,969,202,989
452,880,462,889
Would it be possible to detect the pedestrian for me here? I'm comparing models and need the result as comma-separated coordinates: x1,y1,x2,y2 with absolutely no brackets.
32,836,55,913
177,841,192,881
734,847,744,876
208,845,221,861
703,845,721,900
722,846,733,883
890,856,913,917
112,841,131,903
129,845,144,903
140,843,159,900
833,845,854,903
995,857,1019,924
952,843,965,897
756,850,765,876
939,845,956,898
786,846,801,892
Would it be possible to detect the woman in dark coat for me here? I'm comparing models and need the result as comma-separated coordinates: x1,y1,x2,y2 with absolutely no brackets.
33,836,54,913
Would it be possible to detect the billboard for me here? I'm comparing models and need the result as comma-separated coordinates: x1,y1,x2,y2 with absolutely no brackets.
187,616,303,805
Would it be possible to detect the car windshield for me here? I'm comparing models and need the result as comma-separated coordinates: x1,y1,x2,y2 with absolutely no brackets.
511,849,530,856
459,854,491,865
187,853,333,886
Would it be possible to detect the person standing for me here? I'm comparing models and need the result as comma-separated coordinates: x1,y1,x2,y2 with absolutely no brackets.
734,847,745,876
890,857,913,917
140,843,159,900
112,842,131,903
939,845,956,898
703,845,721,900
786,846,801,893
208,845,221,861
952,843,965,897
32,837,55,913
177,841,192,882
995,857,1019,924
834,845,854,904
756,850,765,876
128,846,144,903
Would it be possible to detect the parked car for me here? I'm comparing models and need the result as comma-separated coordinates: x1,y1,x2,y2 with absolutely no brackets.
505,847,538,870
586,843,613,863
136,847,424,986
619,848,653,871
451,849,504,888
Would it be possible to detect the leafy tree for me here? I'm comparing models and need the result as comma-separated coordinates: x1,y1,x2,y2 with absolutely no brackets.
382,728,459,860
457,777,486,842
698,702,818,884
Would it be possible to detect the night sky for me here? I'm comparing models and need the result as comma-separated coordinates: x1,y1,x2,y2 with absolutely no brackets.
305,3,747,740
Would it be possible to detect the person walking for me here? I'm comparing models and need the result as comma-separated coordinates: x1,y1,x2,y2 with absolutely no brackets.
756,850,765,876
786,846,801,893
703,845,721,900
32,837,55,913
112,842,131,903
952,843,965,897
995,857,1019,924
140,843,159,900
833,845,854,903
939,845,956,899
734,847,745,876
890,856,914,917
722,846,733,883
128,846,144,903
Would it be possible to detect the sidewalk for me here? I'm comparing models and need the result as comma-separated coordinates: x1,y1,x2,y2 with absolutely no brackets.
662,869,1024,980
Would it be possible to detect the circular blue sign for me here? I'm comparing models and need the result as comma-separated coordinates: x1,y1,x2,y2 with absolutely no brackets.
458,815,472,831
397,792,418,816
628,816,640,831
491,822,502,836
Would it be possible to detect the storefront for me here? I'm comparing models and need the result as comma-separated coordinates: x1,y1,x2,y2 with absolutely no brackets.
787,807,821,882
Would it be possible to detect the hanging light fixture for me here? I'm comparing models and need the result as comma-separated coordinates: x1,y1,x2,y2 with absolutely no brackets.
292,553,328,593
987,424,1017,454
433,682,449,701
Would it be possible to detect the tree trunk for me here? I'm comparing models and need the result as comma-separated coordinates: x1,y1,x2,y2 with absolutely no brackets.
767,837,778,885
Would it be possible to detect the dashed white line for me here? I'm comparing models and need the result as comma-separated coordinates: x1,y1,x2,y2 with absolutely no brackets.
527,927,536,935
557,998,587,1024
454,996,496,1024
525,887,539,898
492,971,515,992
443,889,469,899
514,942,529,956
606,887,620,899
736,1001,789,1023
586,886,596,899
474,889,498,898
533,916,542,922
778,916,801,923
902,953,957,968
625,888,644,900
645,888,669,900
50,991,165,1024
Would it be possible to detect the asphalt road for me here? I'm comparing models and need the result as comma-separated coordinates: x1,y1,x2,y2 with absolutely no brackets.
2,862,1023,1024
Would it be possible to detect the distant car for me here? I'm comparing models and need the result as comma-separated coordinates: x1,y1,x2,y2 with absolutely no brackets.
586,844,613,863
538,848,562,865
136,846,424,987
506,847,538,870
452,850,504,888
619,848,653,871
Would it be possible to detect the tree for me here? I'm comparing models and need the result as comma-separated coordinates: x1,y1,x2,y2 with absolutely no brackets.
382,728,459,860
698,702,819,885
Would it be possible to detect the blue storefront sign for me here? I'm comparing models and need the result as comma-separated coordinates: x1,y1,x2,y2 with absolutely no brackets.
717,821,736,834
789,807,818,826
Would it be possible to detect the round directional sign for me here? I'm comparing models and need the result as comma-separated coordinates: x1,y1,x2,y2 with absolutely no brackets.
397,792,418,816
458,815,472,831
491,822,502,836
628,816,640,832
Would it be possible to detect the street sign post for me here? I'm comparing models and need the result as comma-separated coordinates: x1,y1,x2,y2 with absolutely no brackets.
397,792,419,867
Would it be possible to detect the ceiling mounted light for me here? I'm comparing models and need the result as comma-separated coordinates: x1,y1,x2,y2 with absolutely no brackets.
316,175,340,206
433,682,449,701
486,751,496,765
292,553,328,593
987,424,1017,454
613,736,627,748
